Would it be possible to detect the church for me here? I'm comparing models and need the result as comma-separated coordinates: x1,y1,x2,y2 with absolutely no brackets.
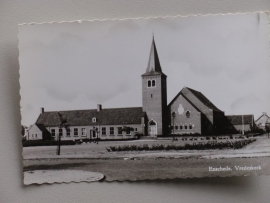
27,37,254,140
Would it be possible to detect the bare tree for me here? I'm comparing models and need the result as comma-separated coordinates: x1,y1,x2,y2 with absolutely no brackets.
265,123,270,139
57,112,69,155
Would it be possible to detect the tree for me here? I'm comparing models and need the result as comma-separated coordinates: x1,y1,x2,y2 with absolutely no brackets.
21,125,25,136
57,112,69,155
265,123,270,139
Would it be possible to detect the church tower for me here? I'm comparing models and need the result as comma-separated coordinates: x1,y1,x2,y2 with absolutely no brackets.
142,37,167,136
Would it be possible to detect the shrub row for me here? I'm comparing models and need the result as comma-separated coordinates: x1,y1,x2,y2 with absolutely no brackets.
22,140,76,147
106,139,256,152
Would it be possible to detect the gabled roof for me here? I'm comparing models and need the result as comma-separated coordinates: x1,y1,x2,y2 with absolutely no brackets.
36,107,144,127
255,113,270,123
168,87,223,112
225,115,254,125
36,124,50,133
186,87,222,112
145,37,162,73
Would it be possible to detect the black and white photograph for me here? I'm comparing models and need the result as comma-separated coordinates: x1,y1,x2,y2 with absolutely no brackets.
19,12,270,184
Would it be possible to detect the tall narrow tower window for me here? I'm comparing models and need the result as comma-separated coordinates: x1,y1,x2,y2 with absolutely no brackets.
152,80,155,87
148,80,151,87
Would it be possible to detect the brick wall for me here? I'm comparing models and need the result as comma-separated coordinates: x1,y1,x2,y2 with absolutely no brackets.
142,74,167,136
168,94,201,134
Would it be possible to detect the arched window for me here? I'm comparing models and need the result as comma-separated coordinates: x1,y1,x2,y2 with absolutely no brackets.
148,80,151,87
152,80,155,87
186,111,191,118
189,124,193,129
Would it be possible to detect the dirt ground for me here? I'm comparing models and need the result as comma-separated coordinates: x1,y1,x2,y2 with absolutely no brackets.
23,135,270,181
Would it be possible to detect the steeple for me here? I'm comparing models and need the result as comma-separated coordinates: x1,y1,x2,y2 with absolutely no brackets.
146,36,162,73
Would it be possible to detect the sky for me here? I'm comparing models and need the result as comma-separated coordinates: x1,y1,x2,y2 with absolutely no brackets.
18,12,270,126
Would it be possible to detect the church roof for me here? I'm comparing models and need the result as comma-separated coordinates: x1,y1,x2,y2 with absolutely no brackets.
36,107,144,127
145,37,162,73
185,87,222,112
168,87,223,112
225,115,254,125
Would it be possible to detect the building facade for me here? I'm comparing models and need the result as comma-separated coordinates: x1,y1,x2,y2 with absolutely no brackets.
28,37,255,140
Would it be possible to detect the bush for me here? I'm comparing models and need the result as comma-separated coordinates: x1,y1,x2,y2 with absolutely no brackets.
23,140,76,147
107,139,256,152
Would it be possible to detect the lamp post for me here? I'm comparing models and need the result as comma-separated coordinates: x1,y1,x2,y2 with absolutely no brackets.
171,111,176,141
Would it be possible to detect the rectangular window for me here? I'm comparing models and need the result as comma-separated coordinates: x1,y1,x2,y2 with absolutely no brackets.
35,134,37,137
126,127,131,135
51,129,55,137
175,125,178,130
101,127,106,136
180,126,183,130
74,128,78,136
189,125,193,129
59,128,63,137
184,125,187,130
81,128,86,136
134,128,138,132
118,127,122,135
66,129,70,137
110,127,114,136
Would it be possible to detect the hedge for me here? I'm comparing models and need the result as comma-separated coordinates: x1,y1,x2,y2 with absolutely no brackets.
22,140,76,147
106,139,256,152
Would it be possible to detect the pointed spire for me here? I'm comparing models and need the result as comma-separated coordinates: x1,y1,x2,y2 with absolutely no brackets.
146,37,162,73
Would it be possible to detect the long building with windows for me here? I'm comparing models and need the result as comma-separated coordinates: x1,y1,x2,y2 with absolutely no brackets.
27,37,254,140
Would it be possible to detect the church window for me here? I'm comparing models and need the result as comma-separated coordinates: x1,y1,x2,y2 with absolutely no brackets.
148,80,151,87
152,80,156,87
186,111,191,118
180,125,183,130
184,125,188,130
189,124,193,129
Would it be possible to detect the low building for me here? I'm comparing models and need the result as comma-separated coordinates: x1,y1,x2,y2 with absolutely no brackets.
27,124,50,140
255,112,270,131
225,115,255,134
33,106,145,141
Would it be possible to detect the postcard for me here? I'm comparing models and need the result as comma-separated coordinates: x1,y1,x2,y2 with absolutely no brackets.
19,12,270,185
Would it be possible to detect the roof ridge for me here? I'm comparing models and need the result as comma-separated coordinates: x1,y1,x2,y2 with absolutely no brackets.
43,106,143,113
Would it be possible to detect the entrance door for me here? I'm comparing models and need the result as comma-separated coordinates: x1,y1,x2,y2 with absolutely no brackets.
90,130,96,139
149,120,157,136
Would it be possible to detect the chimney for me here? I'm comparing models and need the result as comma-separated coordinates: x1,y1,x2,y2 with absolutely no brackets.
40,107,44,114
97,104,102,112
